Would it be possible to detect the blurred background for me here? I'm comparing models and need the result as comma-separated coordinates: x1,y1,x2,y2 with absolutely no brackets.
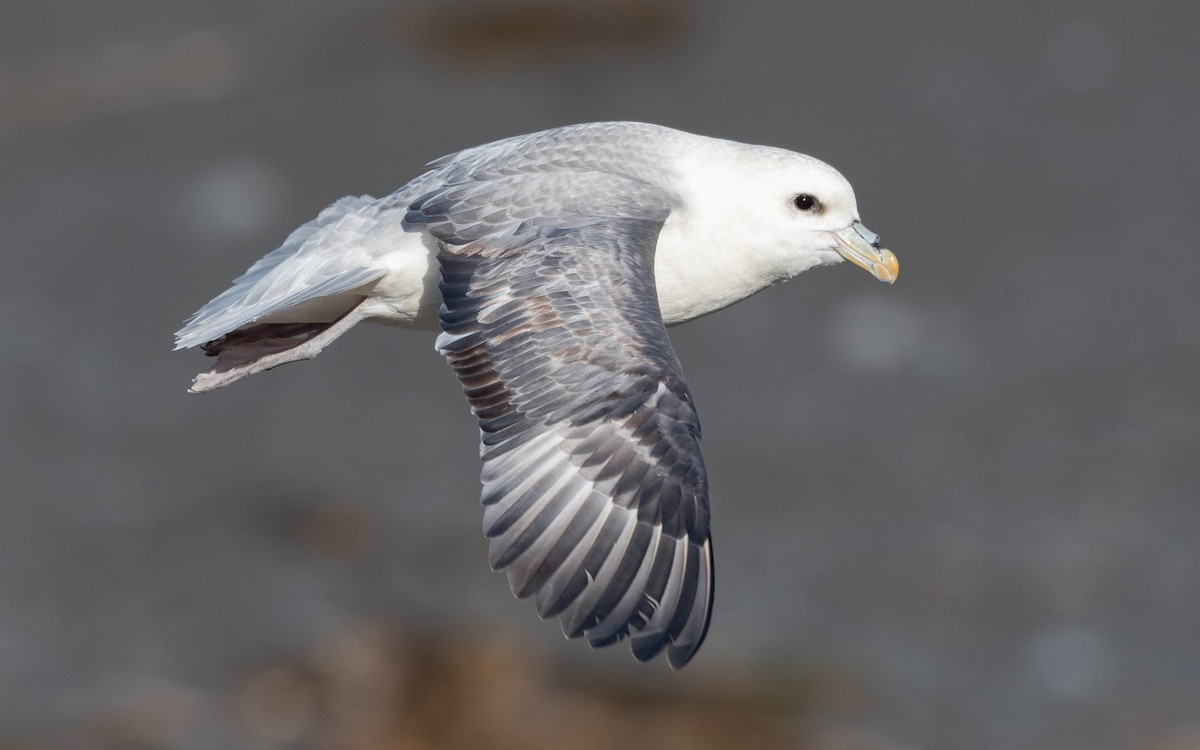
2,0,1199,748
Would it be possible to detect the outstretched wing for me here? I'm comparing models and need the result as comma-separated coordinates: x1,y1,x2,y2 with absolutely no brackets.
414,172,713,668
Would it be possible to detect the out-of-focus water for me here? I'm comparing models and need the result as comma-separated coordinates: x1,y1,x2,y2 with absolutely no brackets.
2,2,1198,748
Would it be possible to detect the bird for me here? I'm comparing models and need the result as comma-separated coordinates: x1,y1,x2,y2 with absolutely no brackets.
175,122,898,668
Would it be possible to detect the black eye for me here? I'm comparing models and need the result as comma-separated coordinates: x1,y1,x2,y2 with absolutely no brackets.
793,194,819,211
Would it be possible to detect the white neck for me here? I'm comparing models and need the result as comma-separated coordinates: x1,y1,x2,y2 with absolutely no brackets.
652,214,838,325
652,216,765,325
648,139,840,325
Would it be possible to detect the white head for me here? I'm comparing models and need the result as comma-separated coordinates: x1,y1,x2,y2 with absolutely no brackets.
726,145,898,284
653,136,899,324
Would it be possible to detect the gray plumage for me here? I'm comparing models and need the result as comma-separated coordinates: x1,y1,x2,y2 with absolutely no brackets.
426,213,711,665
175,122,898,668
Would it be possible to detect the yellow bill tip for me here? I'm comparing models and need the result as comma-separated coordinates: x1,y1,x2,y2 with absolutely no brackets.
833,224,900,285
875,248,899,284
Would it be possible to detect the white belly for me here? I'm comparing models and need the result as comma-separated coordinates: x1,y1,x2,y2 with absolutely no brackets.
359,230,444,331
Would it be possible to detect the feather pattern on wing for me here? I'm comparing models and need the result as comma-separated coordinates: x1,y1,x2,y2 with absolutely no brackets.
416,168,713,668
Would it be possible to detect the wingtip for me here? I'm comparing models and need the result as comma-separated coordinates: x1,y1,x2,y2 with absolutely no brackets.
668,537,715,669
666,644,699,670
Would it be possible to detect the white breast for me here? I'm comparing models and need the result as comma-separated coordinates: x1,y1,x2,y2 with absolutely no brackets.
360,229,444,330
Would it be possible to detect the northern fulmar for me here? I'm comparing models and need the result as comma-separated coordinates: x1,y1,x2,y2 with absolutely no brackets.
175,122,899,668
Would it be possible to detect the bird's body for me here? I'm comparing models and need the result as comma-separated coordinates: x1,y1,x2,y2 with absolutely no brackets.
176,122,897,668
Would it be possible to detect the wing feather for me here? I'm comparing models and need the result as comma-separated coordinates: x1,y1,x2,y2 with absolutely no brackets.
428,170,713,667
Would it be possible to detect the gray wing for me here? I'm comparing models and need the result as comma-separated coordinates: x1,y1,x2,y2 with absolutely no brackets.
175,123,683,351
174,195,390,349
413,171,713,668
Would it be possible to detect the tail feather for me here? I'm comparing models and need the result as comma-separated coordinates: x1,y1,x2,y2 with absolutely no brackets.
175,195,385,350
